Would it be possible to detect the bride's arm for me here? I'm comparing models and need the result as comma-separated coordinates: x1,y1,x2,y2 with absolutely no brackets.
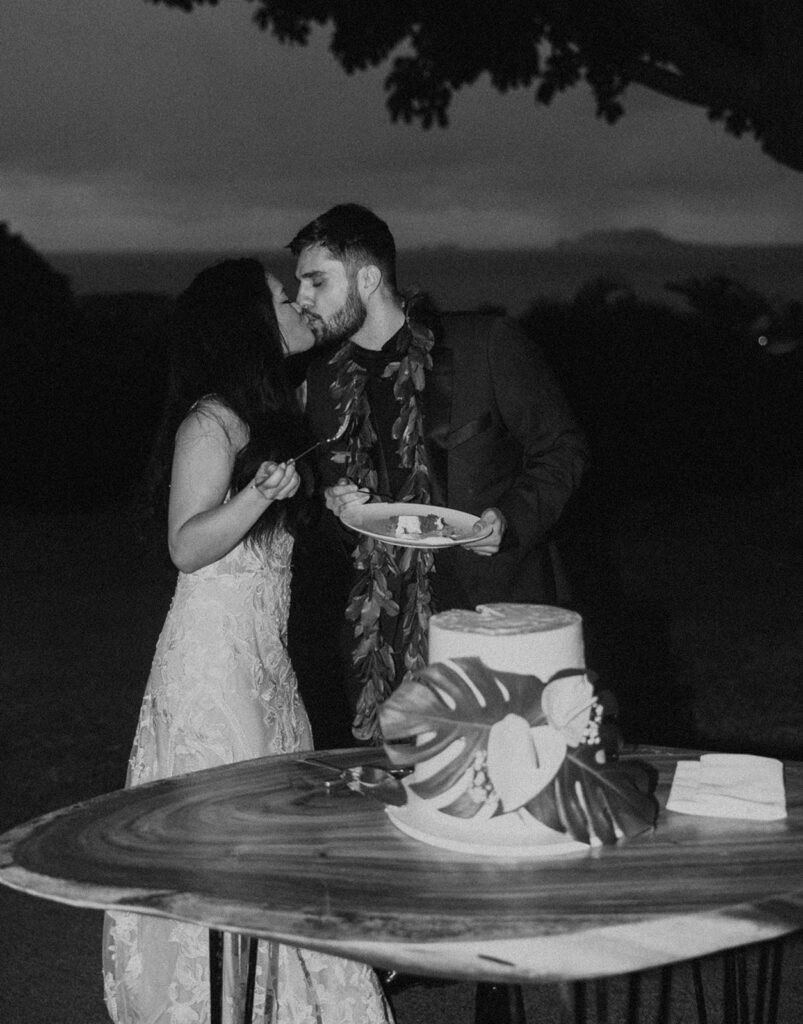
167,405,299,573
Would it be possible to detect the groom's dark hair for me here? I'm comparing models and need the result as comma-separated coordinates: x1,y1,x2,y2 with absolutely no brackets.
288,203,398,292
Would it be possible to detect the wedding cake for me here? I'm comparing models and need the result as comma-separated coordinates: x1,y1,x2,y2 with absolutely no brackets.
379,603,656,855
429,603,584,677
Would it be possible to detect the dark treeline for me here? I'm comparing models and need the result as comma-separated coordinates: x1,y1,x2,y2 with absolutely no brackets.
516,276,802,746
4,227,801,512
2,225,173,511
523,275,803,498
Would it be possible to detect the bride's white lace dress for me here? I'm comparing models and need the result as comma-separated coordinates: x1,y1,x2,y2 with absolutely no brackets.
102,527,393,1024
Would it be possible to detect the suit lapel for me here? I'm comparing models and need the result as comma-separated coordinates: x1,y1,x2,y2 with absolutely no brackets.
424,344,453,506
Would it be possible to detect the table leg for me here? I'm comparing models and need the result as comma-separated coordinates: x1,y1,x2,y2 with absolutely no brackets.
736,948,751,1022
474,982,526,1024
573,978,617,1024
655,946,785,1024
691,958,709,1024
573,981,587,1023
765,939,784,1024
741,939,784,1024
625,972,641,1024
243,936,258,1023
754,943,771,1022
702,940,785,1024
655,965,673,1024
593,978,609,1024
517,943,784,1024
265,940,282,1023
208,932,268,1024
209,929,224,1024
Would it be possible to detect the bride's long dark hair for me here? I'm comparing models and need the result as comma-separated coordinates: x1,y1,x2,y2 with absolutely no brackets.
139,258,313,548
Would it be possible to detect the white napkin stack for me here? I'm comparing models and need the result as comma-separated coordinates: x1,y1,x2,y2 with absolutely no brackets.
667,753,786,821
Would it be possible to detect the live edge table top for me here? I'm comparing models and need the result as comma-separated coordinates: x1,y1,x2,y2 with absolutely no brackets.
1,746,801,984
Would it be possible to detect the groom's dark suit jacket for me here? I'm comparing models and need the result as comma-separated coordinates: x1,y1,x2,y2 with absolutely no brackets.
424,311,587,606
303,311,588,610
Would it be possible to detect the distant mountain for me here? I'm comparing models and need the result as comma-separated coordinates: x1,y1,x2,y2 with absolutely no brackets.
553,227,803,258
554,228,693,255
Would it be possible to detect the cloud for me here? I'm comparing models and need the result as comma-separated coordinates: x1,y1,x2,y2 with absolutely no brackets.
3,0,803,250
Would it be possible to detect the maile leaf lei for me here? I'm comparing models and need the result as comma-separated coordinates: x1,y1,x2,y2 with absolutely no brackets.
379,657,657,845
328,315,436,744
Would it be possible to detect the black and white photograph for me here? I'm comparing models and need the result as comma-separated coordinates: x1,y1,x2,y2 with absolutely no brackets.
2,4,802,1023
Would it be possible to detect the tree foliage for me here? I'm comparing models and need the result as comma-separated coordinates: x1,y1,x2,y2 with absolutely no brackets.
0,222,75,343
153,0,803,171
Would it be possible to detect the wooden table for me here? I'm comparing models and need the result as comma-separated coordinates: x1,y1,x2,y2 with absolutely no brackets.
1,746,801,1020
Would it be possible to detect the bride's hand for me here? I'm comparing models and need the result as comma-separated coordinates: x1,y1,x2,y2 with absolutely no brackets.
251,461,300,503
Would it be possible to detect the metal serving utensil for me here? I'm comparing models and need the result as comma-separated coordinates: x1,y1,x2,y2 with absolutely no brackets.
296,757,410,806
289,419,350,463
333,765,408,806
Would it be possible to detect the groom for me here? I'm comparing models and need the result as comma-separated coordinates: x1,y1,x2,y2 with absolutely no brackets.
288,204,588,741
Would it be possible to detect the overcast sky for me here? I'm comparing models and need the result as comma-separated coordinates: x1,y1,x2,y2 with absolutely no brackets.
4,0,803,253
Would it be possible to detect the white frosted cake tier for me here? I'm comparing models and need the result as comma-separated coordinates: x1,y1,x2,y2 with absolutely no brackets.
428,603,585,678
385,603,593,856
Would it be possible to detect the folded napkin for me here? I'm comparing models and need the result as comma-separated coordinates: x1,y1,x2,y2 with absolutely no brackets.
667,754,786,820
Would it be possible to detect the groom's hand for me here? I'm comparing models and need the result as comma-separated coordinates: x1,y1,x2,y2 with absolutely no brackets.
465,507,506,556
325,478,371,519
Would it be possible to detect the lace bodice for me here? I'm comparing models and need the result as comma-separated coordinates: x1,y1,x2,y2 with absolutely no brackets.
126,527,309,784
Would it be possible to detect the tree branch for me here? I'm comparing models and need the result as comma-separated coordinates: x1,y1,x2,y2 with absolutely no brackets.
623,61,718,110
625,0,761,111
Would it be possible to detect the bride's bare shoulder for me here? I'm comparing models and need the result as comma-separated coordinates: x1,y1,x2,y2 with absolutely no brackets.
177,395,248,451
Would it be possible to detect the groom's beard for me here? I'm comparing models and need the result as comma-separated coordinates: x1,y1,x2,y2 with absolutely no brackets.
308,281,367,346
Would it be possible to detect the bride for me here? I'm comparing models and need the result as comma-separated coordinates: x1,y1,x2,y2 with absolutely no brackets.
102,259,393,1024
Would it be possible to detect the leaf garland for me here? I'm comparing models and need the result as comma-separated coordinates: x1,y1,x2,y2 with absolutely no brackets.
328,315,436,743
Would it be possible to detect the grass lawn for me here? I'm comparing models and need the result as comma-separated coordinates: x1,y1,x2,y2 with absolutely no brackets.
611,485,803,757
2,483,802,830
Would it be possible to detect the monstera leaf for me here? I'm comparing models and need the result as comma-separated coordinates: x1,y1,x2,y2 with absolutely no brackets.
380,657,586,817
524,745,657,844
380,656,658,843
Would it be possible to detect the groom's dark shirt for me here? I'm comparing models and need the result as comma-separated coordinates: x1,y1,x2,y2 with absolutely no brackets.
349,327,411,502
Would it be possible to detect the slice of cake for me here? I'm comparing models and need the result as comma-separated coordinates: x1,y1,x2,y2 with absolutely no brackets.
392,513,445,537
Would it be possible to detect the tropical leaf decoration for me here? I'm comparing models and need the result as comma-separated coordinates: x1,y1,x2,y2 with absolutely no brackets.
379,656,657,844
523,745,656,844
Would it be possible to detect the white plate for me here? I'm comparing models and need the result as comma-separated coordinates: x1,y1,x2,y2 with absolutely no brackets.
385,794,589,858
341,502,493,549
